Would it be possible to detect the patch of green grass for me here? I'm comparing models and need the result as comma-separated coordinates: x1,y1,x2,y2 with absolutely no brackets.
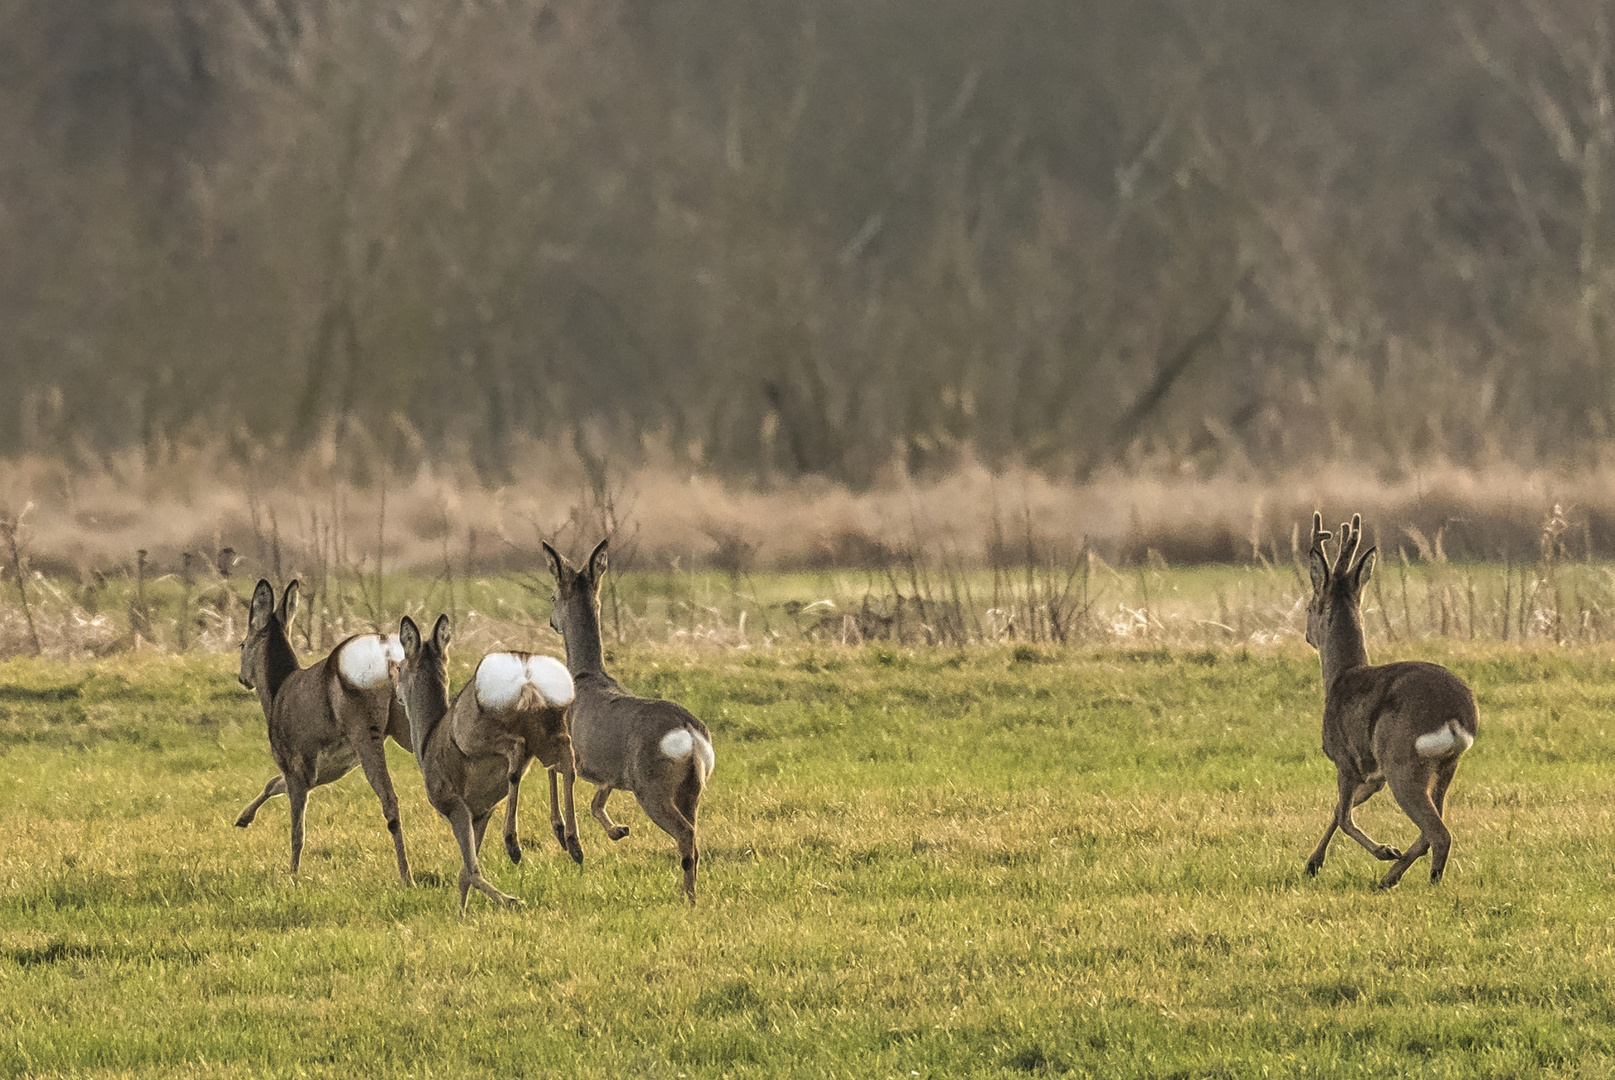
1,643,1613,1077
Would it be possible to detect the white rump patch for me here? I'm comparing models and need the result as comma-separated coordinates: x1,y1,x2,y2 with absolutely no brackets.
524,655,575,706
1415,720,1474,759
337,634,401,690
660,727,717,778
660,728,694,760
475,652,575,711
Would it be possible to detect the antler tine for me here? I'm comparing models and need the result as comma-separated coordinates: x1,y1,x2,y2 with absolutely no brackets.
1339,514,1362,571
1310,511,1332,551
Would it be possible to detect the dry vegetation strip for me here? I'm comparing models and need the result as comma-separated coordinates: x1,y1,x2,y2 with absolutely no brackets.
1,643,1613,1078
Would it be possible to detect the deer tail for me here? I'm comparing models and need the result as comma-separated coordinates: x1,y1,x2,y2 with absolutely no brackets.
659,725,716,784
515,682,545,712
1414,718,1474,759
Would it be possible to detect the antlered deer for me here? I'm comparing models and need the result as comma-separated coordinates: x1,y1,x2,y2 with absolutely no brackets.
1303,514,1478,888
236,579,415,884
544,539,715,903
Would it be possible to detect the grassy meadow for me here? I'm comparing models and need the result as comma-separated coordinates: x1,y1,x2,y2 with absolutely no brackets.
2,633,1615,1078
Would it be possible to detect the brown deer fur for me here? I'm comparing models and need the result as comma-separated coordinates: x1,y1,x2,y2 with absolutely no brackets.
390,614,581,912
1303,513,1478,888
544,539,715,904
235,579,415,884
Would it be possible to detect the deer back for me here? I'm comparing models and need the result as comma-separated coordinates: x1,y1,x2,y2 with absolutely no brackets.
568,678,711,789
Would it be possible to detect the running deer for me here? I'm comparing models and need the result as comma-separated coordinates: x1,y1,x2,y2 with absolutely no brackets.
1303,513,1478,888
544,539,715,904
389,613,580,912
235,579,415,884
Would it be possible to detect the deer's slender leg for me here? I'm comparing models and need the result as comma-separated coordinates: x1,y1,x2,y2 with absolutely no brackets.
236,774,285,828
1334,771,1401,862
1304,818,1338,876
1380,764,1450,888
592,785,629,841
351,725,412,886
560,768,583,865
503,743,530,864
637,790,698,904
286,775,310,874
447,799,520,912
548,768,566,849
1307,771,1387,875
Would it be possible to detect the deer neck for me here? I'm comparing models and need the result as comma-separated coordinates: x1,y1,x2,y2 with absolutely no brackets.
402,676,449,759
1319,604,1370,691
258,630,300,713
561,599,607,678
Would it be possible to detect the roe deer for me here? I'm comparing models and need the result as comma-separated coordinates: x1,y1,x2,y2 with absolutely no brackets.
235,579,415,884
1303,514,1478,888
390,614,579,912
544,539,715,904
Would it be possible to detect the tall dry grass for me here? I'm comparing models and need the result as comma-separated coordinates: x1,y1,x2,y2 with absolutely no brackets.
3,439,1615,576
1,445,1613,660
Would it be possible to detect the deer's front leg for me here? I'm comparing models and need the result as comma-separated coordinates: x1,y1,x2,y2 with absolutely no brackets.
1333,771,1401,862
592,785,629,841
1304,815,1338,876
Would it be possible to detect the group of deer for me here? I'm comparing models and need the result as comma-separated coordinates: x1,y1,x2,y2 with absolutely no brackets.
235,539,715,911
235,512,1478,900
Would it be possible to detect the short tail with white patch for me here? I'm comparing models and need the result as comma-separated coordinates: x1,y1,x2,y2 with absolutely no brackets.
659,725,716,783
1414,718,1475,759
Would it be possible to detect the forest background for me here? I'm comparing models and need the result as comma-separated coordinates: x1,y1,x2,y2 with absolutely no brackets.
4,0,1615,574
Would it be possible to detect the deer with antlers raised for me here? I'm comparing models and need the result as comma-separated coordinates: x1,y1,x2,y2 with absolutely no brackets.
1302,513,1478,888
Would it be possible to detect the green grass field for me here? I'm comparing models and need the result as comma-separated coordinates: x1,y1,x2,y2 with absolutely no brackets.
2,641,1614,1078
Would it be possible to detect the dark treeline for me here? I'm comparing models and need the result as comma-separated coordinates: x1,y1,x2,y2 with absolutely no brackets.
1,0,1610,484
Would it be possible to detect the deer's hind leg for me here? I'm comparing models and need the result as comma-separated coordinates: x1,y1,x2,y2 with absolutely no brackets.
1380,760,1456,889
236,774,286,827
351,717,413,886
502,741,530,865
559,768,583,865
547,752,583,865
637,784,699,905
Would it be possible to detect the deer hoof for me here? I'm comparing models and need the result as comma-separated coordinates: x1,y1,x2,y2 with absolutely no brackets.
1375,845,1402,862
505,836,523,864
608,826,629,842
234,814,253,829
502,894,525,909
567,836,584,866
552,822,567,847
1304,859,1323,877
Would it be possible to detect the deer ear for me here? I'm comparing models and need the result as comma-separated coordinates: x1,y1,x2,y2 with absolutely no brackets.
249,580,276,633
541,541,565,581
587,537,609,580
1309,548,1329,594
399,615,421,656
432,613,452,651
278,579,300,627
1354,547,1377,588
